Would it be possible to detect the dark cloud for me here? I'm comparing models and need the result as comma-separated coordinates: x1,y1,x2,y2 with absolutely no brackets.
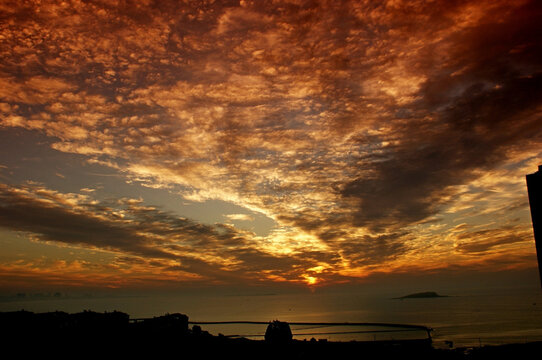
454,227,532,254
337,233,411,267
341,1,542,231
0,182,257,262
0,184,174,258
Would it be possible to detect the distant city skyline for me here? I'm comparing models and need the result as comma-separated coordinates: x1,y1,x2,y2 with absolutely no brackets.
0,0,541,292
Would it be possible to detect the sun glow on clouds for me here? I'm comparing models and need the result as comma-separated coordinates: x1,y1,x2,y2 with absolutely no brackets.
0,0,541,289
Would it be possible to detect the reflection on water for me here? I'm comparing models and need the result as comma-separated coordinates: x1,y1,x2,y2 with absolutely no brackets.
2,286,542,347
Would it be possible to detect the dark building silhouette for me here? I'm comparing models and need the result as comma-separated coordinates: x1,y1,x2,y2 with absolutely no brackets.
527,165,542,288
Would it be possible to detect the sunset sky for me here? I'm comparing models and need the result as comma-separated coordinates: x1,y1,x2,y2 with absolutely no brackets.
0,0,541,293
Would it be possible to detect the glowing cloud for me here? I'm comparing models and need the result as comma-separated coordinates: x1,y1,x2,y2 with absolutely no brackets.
0,0,541,288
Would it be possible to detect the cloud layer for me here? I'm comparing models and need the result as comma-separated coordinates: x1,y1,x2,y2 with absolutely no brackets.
0,0,541,288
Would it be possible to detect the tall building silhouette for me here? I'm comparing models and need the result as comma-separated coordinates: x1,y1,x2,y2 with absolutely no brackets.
526,165,542,288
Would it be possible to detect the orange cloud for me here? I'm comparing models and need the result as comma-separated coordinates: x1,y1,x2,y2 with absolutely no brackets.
0,0,541,288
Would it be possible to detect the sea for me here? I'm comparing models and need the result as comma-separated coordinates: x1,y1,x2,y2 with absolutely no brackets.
2,285,542,348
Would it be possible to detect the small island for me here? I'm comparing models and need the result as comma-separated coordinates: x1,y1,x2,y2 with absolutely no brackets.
394,291,448,300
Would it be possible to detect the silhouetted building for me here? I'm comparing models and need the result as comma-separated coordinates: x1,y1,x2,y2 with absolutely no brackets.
140,313,189,334
527,165,542,288
70,310,129,333
0,310,130,340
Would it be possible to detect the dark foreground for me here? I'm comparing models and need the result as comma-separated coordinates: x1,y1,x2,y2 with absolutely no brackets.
1,310,540,359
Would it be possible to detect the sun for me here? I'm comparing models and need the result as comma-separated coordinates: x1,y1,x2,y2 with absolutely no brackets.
303,275,318,286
